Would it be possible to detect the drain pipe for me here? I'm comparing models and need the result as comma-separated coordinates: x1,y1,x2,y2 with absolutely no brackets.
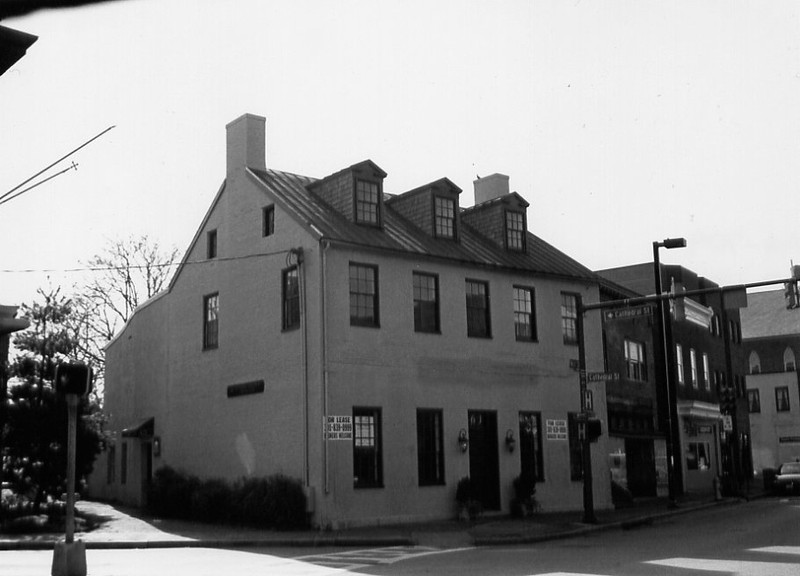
319,239,331,495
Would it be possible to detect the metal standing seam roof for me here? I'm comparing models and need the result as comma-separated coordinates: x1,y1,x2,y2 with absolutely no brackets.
248,167,597,281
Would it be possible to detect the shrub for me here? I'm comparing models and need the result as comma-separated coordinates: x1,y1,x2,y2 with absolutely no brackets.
147,466,307,530
147,467,200,519
191,479,232,523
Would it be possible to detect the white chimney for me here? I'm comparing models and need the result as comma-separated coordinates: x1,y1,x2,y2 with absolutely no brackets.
473,173,510,205
226,113,266,177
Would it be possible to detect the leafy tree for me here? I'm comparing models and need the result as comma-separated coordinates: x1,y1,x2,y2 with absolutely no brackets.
69,235,179,400
2,286,107,511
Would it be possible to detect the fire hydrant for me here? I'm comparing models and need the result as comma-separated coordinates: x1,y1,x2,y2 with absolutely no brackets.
713,476,722,501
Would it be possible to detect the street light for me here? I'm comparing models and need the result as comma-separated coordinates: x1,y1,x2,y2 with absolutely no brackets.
653,237,686,509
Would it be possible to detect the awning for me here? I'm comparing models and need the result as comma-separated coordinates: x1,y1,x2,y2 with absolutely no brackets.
121,417,154,439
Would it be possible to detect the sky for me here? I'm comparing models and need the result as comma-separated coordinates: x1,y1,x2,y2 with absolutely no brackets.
1,0,799,308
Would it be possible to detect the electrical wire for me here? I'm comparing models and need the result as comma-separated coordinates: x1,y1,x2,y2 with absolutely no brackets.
0,248,294,275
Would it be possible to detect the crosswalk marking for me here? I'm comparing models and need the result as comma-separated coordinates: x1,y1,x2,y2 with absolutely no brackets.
749,545,800,556
648,557,800,576
296,545,466,570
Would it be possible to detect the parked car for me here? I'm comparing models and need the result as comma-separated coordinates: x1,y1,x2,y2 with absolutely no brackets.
774,461,800,494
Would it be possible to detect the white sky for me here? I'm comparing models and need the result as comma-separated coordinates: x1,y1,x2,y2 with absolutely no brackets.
1,0,799,307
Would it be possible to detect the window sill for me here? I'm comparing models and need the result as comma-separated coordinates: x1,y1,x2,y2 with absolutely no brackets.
354,484,385,490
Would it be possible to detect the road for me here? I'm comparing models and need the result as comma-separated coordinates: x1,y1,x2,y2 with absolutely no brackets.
1,497,798,575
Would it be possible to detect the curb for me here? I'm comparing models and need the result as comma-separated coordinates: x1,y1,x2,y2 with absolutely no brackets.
472,497,737,546
0,496,755,552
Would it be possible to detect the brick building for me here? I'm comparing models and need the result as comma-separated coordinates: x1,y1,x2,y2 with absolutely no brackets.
741,289,800,472
597,265,749,497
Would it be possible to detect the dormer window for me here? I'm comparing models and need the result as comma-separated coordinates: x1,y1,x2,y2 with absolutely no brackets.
434,196,456,239
355,180,380,225
505,210,525,251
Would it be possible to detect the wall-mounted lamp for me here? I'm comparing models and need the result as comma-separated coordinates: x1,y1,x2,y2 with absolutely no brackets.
458,429,469,453
505,429,516,452
153,436,161,458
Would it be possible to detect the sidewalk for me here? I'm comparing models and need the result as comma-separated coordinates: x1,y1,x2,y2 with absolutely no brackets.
0,491,760,551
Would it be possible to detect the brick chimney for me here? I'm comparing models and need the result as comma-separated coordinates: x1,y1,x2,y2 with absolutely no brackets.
473,173,510,205
226,113,266,178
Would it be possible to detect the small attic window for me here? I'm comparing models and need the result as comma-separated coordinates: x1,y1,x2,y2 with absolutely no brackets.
434,196,456,239
355,180,381,226
207,229,218,259
505,210,525,251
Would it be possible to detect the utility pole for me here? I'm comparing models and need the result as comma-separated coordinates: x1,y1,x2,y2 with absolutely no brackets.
576,293,596,524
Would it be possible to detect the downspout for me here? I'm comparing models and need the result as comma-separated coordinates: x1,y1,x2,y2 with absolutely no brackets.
290,247,310,487
320,239,331,494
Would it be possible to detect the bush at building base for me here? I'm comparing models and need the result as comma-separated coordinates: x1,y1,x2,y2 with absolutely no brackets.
146,466,308,530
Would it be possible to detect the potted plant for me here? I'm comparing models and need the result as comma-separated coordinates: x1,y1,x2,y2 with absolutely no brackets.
455,476,482,521
510,473,538,518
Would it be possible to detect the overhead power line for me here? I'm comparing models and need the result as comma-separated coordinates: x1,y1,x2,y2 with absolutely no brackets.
0,125,115,206
0,248,293,275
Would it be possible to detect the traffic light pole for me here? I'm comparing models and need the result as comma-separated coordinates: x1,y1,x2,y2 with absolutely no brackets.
576,294,596,524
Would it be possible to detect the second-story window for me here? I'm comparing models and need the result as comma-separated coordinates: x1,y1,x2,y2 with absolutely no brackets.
207,229,217,259
561,292,578,345
676,344,685,385
434,196,456,239
413,272,440,333
466,280,491,338
203,293,219,350
263,206,275,237
349,263,379,327
505,210,525,251
703,353,711,390
513,286,537,341
355,180,380,225
282,267,300,331
690,349,698,388
747,389,761,413
624,339,647,381
776,386,791,412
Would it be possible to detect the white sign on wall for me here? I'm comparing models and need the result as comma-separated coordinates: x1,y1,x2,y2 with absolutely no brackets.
325,415,353,440
546,419,568,441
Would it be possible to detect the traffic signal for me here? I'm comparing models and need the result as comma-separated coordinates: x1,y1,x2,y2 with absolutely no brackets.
54,362,93,396
786,264,800,310
587,418,602,442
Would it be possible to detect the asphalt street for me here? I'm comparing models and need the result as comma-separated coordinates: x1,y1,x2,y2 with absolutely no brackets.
1,496,797,575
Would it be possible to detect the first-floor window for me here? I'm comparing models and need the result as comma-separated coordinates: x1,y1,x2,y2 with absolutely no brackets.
120,442,128,485
747,389,761,413
353,407,383,488
568,413,583,481
416,409,445,486
776,386,791,412
519,412,544,482
686,442,711,471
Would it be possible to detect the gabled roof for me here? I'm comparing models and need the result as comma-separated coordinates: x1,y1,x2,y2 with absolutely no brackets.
248,167,596,281
741,289,800,340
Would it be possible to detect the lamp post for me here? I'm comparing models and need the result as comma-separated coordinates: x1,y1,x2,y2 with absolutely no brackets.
653,238,686,508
